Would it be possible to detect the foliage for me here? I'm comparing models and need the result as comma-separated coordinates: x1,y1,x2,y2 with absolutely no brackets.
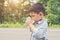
0,0,60,28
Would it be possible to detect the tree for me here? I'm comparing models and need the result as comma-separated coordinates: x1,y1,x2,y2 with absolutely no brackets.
0,0,4,23
38,0,60,25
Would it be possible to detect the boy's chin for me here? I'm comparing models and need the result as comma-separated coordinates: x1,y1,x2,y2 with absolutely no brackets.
34,20,38,22
35,19,41,22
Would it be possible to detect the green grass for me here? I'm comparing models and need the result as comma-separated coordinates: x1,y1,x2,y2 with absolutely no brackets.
0,23,26,28
0,23,60,28
49,24,60,28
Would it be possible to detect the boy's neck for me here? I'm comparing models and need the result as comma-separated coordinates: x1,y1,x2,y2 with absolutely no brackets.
40,15,45,20
37,16,45,22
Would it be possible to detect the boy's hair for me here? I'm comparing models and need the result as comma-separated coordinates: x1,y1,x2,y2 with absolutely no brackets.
29,3,45,15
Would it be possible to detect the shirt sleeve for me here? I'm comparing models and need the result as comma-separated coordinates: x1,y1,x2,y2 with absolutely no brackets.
32,21,48,38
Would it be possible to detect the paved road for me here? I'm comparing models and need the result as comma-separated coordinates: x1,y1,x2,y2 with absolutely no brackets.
0,28,60,40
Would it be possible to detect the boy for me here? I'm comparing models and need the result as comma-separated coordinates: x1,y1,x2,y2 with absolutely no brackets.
25,3,48,40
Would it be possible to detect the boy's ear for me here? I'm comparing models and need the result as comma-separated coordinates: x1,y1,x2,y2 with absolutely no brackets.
39,12,43,16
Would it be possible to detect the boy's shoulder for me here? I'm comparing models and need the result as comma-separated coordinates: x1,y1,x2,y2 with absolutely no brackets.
37,18,48,24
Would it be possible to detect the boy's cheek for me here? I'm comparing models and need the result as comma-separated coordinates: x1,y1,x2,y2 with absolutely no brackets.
32,17,36,21
32,17,37,21
33,17,41,22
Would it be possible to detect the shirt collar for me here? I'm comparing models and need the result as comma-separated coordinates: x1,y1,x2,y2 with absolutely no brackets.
35,18,46,24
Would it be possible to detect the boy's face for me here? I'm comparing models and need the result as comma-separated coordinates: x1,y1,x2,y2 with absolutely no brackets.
29,12,43,22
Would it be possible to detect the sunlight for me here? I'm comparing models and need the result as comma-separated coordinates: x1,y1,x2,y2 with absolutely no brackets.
13,0,19,3
4,1,8,7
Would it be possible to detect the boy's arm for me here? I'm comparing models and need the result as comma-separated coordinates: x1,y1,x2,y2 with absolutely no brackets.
28,24,35,32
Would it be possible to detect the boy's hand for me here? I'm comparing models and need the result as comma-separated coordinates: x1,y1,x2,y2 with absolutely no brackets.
25,17,34,26
25,17,35,32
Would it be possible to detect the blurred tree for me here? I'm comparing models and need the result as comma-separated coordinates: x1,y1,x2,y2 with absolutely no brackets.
0,0,60,24
0,0,4,23
38,0,60,25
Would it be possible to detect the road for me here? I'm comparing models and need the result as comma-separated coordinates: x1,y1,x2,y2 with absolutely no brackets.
0,28,60,40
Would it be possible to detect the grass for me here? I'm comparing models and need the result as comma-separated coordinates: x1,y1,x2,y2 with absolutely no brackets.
0,23,60,28
0,23,26,28
49,24,60,28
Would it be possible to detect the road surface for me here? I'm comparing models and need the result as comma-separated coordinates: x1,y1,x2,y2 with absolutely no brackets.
0,28,60,40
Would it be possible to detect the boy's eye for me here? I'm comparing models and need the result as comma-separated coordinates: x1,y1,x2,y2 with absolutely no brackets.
29,15,35,18
30,16,35,18
30,16,32,18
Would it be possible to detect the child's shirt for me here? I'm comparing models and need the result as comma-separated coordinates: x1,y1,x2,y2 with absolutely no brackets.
30,18,48,40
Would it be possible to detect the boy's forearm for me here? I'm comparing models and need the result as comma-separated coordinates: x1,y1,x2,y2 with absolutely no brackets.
29,24,35,32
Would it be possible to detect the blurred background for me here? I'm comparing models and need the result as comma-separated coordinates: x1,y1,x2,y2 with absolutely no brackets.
0,0,60,28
